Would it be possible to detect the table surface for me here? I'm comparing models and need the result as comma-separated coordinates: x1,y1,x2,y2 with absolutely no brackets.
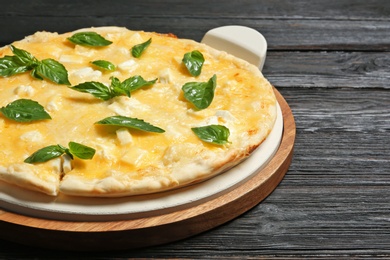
1,0,389,258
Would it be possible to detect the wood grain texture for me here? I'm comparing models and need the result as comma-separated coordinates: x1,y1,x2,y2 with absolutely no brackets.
0,0,390,258
3,0,390,18
264,52,390,89
1,18,389,51
1,0,390,50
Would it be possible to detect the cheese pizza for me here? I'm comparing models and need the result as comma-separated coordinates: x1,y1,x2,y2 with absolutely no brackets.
0,27,277,197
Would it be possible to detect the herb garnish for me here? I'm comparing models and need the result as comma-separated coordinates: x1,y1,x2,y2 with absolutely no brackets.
0,45,70,85
91,60,116,71
24,142,96,164
191,125,230,145
95,116,165,133
67,32,112,47
182,74,217,110
131,38,152,58
0,99,51,122
70,75,157,100
182,50,204,76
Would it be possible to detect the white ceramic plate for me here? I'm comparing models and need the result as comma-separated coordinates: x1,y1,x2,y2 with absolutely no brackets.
201,25,267,70
0,103,283,221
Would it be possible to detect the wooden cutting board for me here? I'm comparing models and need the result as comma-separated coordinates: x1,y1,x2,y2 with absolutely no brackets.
0,88,295,251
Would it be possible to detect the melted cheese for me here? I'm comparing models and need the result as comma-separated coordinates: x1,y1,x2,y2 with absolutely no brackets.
0,27,276,196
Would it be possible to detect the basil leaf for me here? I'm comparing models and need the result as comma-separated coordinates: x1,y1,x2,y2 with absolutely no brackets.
60,144,73,159
0,56,31,77
96,116,165,133
68,141,95,160
24,142,95,164
70,75,157,100
182,74,217,109
35,59,70,85
24,145,66,164
131,38,152,58
70,81,113,100
122,75,157,93
30,68,44,80
182,50,204,76
191,125,230,145
0,99,51,122
0,46,70,85
110,76,130,97
91,60,116,71
10,45,39,66
67,32,112,47
0,45,38,77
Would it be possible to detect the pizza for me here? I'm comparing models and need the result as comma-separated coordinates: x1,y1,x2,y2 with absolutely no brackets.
0,26,277,197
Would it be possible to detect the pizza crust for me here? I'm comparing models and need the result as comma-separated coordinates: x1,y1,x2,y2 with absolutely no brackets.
0,163,59,196
0,26,277,197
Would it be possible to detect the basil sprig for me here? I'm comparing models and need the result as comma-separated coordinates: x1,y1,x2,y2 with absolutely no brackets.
0,45,39,77
67,32,112,47
0,55,31,76
0,45,70,85
191,125,230,145
91,60,116,71
182,50,204,76
24,141,96,164
0,99,51,122
96,116,165,133
182,74,217,110
70,75,157,100
131,38,152,58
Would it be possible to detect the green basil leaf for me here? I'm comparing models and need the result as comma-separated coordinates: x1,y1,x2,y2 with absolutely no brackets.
10,45,39,66
24,142,95,164
131,38,152,58
91,60,116,71
35,59,70,85
110,76,130,97
0,99,51,122
96,116,165,133
122,75,157,93
191,125,230,145
182,50,204,76
67,32,112,47
182,74,217,109
0,46,38,77
0,46,69,85
30,68,44,80
0,56,31,77
24,145,66,164
68,141,95,160
70,81,113,101
60,145,74,159
70,75,157,101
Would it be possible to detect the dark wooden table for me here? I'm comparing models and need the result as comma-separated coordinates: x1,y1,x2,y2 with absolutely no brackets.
1,0,389,258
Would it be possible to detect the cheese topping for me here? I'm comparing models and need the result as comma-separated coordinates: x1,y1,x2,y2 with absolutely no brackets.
0,27,276,196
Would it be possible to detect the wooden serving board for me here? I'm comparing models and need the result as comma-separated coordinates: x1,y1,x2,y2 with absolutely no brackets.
0,88,295,251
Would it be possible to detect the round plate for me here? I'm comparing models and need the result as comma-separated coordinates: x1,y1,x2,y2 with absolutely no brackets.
0,88,295,251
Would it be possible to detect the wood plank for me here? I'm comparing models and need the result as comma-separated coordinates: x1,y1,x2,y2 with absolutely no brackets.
1,0,389,50
3,0,390,20
263,51,390,88
1,17,389,51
